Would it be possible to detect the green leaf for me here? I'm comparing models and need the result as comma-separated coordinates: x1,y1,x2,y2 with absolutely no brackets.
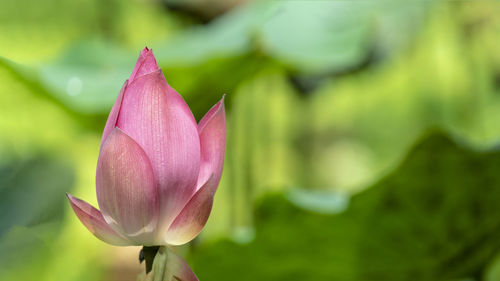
0,225,53,281
156,1,431,74
0,155,75,236
258,1,372,73
153,2,261,65
307,3,500,192
0,155,76,280
354,132,500,280
38,40,136,114
1,0,433,117
485,252,500,281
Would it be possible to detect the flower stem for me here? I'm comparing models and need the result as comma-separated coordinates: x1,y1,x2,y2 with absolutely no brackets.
139,246,160,274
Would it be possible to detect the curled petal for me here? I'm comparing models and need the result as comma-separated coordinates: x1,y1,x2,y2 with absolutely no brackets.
66,193,132,246
96,128,158,244
129,47,159,83
116,70,201,237
196,96,226,191
165,176,217,245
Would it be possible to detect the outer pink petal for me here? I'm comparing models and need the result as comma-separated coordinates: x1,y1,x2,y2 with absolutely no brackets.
196,96,226,191
165,176,217,245
100,80,127,151
66,193,132,246
116,70,201,238
100,49,159,150
128,47,159,84
96,128,159,245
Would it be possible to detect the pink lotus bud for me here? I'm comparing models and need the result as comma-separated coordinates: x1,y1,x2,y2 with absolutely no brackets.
67,47,226,247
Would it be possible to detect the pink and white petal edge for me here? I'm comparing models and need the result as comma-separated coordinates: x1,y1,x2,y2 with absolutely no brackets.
164,176,217,245
96,128,159,244
66,193,132,246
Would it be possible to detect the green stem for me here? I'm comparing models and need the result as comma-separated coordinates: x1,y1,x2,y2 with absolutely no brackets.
139,246,160,274
137,246,198,281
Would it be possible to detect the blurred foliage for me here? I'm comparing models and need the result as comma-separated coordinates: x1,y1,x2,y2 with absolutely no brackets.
0,41,126,281
306,2,500,192
1,0,432,116
0,156,75,280
0,156,75,237
0,0,500,280
193,131,500,281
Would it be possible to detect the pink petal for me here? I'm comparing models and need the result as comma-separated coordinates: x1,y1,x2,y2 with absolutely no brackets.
96,128,159,245
100,48,159,151
128,47,159,84
116,70,201,238
196,96,226,191
66,193,132,246
165,176,217,245
100,80,127,151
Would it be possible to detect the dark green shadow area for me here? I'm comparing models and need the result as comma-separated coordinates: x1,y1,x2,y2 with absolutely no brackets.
192,130,500,281
0,156,75,236
0,155,75,278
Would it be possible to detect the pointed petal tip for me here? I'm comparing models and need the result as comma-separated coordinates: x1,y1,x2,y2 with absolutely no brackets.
198,95,226,131
216,95,226,113
66,192,77,206
66,192,85,206
140,47,155,58
67,194,132,246
67,193,84,209
130,47,159,82
196,96,226,189
217,94,226,108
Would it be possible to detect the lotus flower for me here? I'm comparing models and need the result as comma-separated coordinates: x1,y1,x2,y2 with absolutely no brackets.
67,47,226,247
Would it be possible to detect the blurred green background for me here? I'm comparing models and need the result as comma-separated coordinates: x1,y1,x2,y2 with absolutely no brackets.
1,0,500,280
